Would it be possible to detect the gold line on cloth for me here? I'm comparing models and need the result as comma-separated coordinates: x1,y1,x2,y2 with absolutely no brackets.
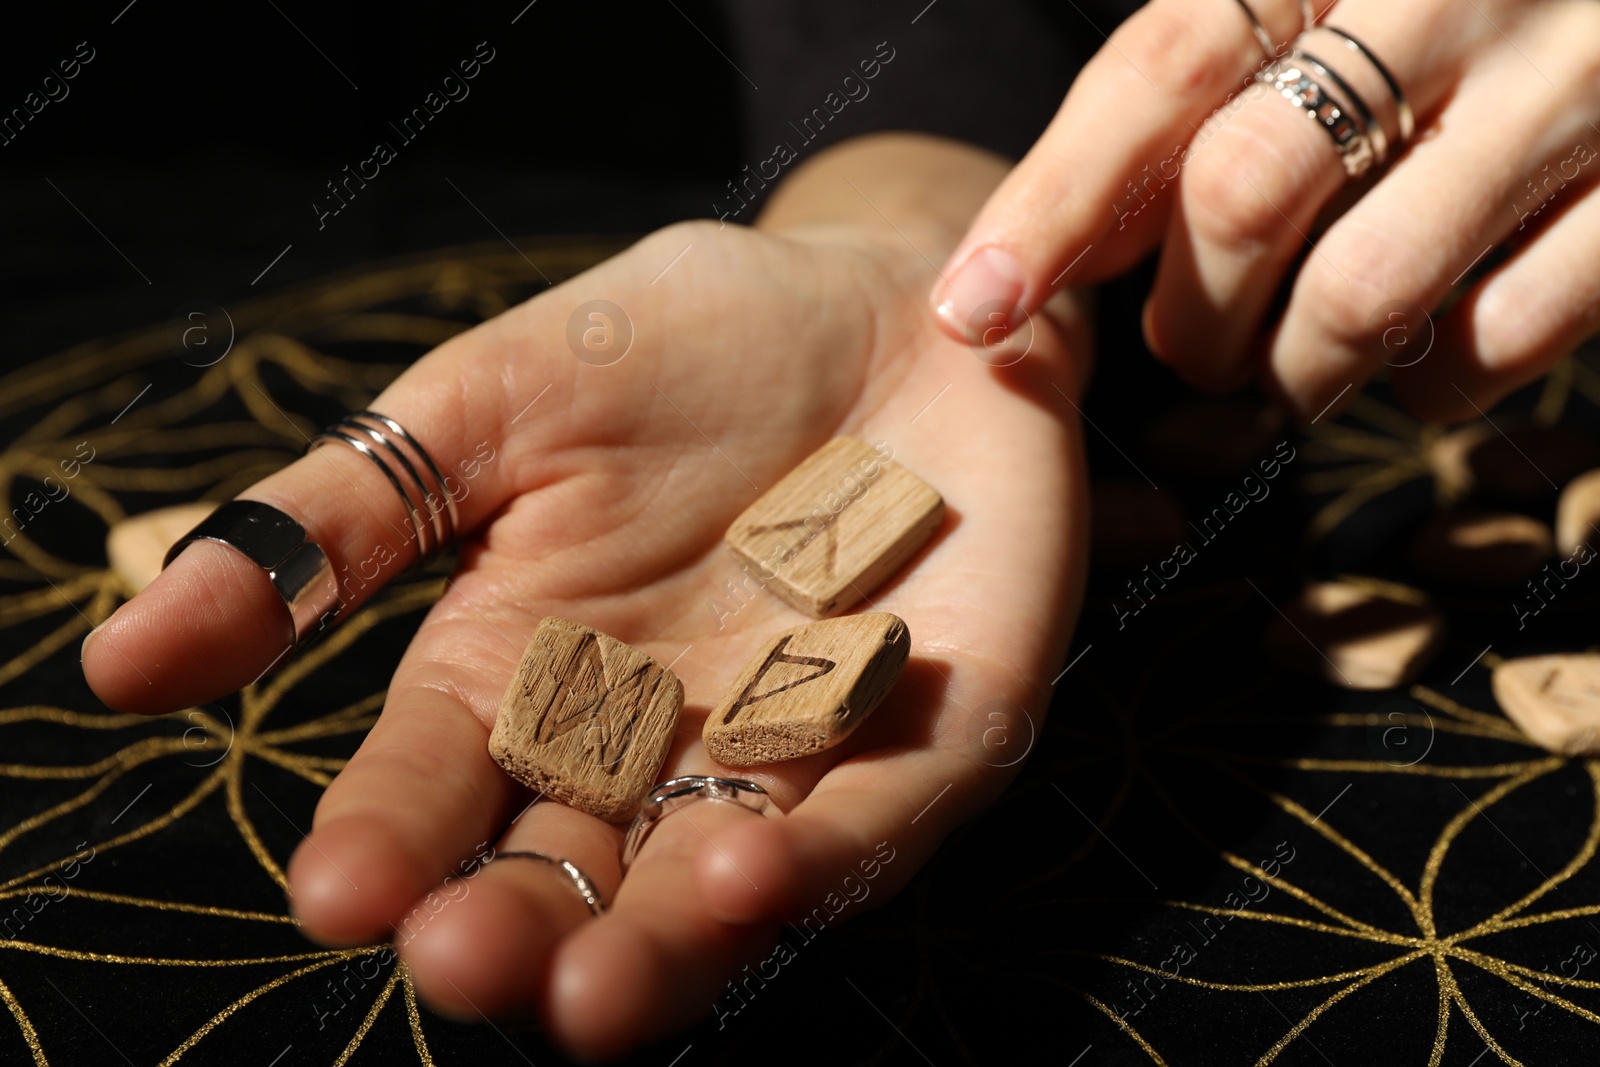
0,942,353,967
1428,954,1451,1067
156,954,359,1067
1152,901,1423,946
1441,956,1525,1067
1139,762,1387,936
0,574,103,628
401,967,439,1067
1473,903,1600,937
1412,686,1527,734
1460,762,1600,936
0,705,164,730
1207,760,1421,932
225,756,290,891
1420,763,1565,939
1256,954,1421,1066
0,765,228,894
1454,947,1600,1007
0,973,48,1067
0,887,296,924
1083,951,1427,992
1305,465,1429,543
1055,979,1169,1066
331,969,402,1067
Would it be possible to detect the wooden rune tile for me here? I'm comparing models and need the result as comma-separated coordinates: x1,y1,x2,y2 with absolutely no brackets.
1493,654,1600,756
726,437,943,617
703,613,909,767
489,617,684,822
1263,580,1444,691
106,502,218,593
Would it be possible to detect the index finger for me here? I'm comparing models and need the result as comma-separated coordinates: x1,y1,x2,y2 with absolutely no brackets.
929,0,1318,343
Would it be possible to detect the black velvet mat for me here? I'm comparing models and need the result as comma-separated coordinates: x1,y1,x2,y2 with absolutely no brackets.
2,237,1599,1067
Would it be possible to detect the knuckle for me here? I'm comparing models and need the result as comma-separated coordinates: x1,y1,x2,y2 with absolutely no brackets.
1472,278,1559,367
1182,129,1302,249
1111,2,1234,96
1292,252,1394,349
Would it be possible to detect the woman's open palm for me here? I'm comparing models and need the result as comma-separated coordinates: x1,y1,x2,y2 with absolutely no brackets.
84,167,1090,1057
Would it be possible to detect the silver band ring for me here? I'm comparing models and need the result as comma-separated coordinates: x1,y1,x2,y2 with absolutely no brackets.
1232,0,1277,58
492,851,605,915
622,776,781,870
1258,53,1379,177
308,411,460,567
162,500,343,648
1295,48,1386,164
1320,26,1414,142
1233,0,1323,59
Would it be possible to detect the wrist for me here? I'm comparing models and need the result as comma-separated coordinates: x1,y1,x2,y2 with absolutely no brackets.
754,133,1012,262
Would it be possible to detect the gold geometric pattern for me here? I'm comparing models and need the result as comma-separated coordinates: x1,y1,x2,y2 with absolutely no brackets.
0,238,617,1065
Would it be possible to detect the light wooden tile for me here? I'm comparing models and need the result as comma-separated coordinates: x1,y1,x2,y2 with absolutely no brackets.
726,437,942,617
1493,654,1600,756
1408,509,1552,586
489,617,683,822
1556,469,1600,557
106,502,219,593
1263,579,1444,690
704,613,909,766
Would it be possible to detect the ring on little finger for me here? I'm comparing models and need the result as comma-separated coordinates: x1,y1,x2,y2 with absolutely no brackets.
493,850,607,915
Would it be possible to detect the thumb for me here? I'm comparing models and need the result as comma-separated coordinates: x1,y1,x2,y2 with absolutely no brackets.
81,313,561,714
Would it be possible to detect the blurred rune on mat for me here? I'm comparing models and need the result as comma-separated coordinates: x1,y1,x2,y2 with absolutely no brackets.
704,612,910,767
1493,654,1600,756
1429,419,1600,503
1407,508,1554,586
489,617,684,822
105,502,219,594
1264,579,1445,690
725,436,943,617
1557,469,1600,556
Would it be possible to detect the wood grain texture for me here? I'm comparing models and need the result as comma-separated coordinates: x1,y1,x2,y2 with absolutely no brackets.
106,502,219,593
1493,655,1600,756
488,617,684,822
704,612,909,767
726,437,943,617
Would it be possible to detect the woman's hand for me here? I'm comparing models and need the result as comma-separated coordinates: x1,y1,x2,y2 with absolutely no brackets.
82,134,1091,1058
929,0,1600,423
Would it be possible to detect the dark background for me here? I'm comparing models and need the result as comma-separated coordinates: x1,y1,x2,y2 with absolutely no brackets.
0,0,1136,371
10,3,1600,1066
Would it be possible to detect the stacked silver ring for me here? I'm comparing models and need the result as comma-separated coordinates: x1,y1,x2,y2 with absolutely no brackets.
1257,24,1413,180
1260,50,1379,177
308,411,460,566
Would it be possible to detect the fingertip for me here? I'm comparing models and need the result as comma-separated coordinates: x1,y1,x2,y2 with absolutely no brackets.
695,818,799,924
83,543,289,714
929,244,1028,348
397,876,544,1021
288,817,430,947
547,919,666,1062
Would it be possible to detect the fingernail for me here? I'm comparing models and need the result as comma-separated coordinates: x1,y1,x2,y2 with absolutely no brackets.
80,621,105,664
931,245,1027,345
